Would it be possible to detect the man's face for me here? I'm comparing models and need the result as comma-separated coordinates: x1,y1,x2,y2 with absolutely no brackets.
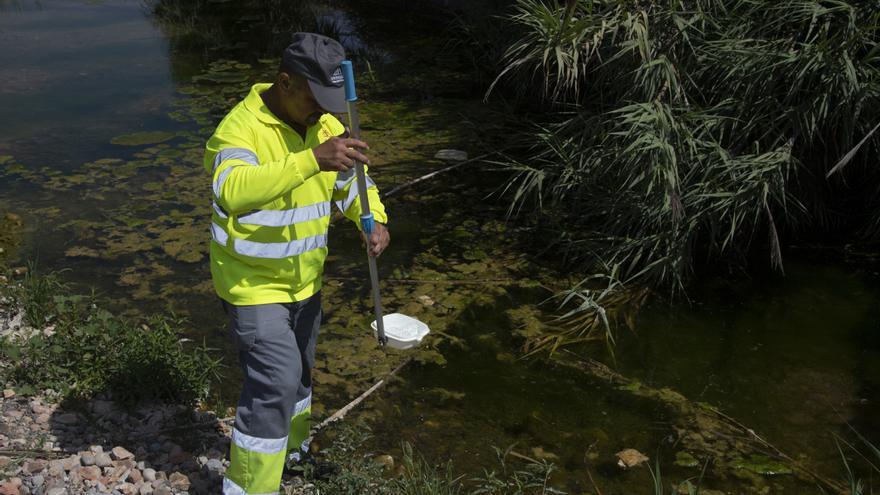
281,74,325,128
281,73,327,127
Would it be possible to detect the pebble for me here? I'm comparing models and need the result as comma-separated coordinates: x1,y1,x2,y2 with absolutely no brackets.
168,473,190,491
24,459,47,474
205,459,223,473
80,466,101,481
0,384,239,495
30,475,44,488
112,446,135,460
95,453,113,468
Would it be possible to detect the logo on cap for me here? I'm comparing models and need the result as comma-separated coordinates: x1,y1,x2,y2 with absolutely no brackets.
330,67,344,85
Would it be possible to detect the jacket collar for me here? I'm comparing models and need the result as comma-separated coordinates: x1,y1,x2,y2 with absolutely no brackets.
244,83,286,126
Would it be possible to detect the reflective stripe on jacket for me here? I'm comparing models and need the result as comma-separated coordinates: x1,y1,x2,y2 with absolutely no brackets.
205,83,387,305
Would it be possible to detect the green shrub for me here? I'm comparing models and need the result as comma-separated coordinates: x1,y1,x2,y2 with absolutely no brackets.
0,270,223,405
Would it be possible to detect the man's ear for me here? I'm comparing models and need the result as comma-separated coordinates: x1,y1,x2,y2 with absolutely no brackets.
278,72,293,93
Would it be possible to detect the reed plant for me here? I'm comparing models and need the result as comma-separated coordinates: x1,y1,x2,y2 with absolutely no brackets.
480,0,879,292
461,0,880,351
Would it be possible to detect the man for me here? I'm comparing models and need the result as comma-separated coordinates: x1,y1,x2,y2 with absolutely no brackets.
204,32,390,494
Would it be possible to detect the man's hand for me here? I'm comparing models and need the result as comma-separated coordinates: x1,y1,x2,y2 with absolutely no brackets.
313,137,370,172
362,222,390,257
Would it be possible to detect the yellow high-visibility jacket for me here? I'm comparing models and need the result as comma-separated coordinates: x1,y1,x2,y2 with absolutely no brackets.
204,83,387,305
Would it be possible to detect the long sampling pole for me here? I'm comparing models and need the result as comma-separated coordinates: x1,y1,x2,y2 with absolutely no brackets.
340,60,387,346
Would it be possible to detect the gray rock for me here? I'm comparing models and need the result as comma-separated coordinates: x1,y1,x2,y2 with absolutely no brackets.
142,468,156,482
95,453,113,468
81,453,96,466
205,459,223,473
31,474,44,488
46,488,66,495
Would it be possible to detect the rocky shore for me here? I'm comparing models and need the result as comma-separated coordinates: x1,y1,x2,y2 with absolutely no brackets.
0,391,231,494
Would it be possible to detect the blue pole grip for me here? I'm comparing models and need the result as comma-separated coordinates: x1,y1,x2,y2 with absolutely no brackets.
341,60,357,102
360,213,374,235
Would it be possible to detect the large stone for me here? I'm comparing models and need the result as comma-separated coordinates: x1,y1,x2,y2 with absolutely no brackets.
45,489,65,495
0,456,11,467
2,389,14,399
141,468,156,482
138,483,153,495
81,453,96,466
112,446,134,461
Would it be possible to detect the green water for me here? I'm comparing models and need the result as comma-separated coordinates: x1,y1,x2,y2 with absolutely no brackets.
1,1,878,493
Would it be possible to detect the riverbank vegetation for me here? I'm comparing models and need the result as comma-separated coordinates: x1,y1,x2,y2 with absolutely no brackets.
446,0,880,352
0,266,223,405
475,0,879,286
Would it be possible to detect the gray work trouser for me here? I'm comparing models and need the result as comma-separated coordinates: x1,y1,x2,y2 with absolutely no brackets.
221,292,321,495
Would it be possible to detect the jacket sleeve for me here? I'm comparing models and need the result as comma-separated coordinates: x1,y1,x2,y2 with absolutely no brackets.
205,132,320,215
332,166,388,228
318,115,388,228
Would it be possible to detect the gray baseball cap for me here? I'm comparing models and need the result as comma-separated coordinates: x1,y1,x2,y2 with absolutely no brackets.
281,32,347,114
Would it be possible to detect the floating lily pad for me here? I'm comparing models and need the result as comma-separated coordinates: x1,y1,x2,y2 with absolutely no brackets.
732,455,793,476
65,246,102,258
675,451,700,468
111,131,176,146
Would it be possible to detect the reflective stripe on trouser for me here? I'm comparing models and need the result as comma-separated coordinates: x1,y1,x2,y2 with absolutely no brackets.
222,293,322,494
